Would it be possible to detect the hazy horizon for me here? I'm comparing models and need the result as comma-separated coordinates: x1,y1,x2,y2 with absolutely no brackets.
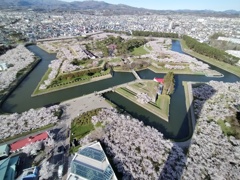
61,0,240,11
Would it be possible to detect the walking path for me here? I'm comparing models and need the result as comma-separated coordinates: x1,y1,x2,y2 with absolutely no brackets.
131,69,141,80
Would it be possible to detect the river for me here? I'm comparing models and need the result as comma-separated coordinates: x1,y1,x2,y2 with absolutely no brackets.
1,40,239,140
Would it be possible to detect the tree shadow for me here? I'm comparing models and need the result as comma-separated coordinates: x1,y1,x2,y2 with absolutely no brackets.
159,83,217,179
100,141,134,180
16,152,35,176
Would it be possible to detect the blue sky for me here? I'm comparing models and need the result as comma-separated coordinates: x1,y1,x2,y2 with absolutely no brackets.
62,0,240,11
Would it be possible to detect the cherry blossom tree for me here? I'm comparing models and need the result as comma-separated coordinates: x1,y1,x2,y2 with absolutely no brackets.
39,160,55,180
0,105,61,139
0,45,35,91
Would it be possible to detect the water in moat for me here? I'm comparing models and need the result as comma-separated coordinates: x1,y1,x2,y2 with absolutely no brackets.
1,40,239,140
104,40,239,140
1,45,135,112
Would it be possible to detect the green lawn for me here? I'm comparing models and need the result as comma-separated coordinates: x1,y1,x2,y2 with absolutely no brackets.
116,86,169,121
71,123,94,140
70,109,102,154
156,95,170,117
130,81,159,99
131,46,149,56
148,65,204,75
109,57,122,62
32,68,111,96
70,109,101,142
181,39,240,77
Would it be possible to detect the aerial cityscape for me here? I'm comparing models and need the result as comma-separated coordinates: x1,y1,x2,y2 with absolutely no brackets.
0,0,240,180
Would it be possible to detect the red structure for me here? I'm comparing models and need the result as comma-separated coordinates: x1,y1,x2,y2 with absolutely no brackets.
153,78,164,84
10,132,48,152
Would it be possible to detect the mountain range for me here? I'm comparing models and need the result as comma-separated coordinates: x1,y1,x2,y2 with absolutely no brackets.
0,0,239,16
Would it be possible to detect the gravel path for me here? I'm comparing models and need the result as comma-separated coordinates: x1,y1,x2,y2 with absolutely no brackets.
60,94,112,121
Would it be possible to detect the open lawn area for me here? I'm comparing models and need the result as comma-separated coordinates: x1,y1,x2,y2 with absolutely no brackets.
148,65,204,75
108,57,122,62
156,95,170,118
32,68,112,96
115,85,169,121
131,46,149,56
71,123,94,141
129,81,159,99
70,109,101,141
69,108,102,153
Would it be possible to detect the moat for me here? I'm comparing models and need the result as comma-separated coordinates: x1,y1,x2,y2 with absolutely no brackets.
1,40,239,140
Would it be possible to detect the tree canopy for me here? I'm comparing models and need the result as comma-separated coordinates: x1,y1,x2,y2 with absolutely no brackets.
96,36,147,57
132,31,179,38
183,35,239,65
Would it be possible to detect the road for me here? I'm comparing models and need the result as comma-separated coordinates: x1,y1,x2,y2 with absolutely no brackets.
50,94,112,179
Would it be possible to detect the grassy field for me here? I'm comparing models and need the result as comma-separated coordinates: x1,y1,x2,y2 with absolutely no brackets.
129,81,159,99
115,86,169,121
71,124,94,140
156,95,170,117
70,108,101,141
148,65,204,75
131,46,149,56
70,109,102,153
109,57,122,62
181,39,240,77
32,69,111,96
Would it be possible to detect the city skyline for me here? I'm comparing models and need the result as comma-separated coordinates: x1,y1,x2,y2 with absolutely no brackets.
61,0,240,11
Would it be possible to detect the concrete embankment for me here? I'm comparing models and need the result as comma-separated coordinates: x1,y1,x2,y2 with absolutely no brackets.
175,81,197,147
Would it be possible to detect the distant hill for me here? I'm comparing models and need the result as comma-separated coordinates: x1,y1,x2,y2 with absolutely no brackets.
0,0,239,16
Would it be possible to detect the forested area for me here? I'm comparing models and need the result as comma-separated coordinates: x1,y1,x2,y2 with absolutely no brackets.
132,31,179,38
183,35,239,65
95,36,147,56
163,72,175,95
209,32,225,40
104,30,179,38
104,30,179,39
